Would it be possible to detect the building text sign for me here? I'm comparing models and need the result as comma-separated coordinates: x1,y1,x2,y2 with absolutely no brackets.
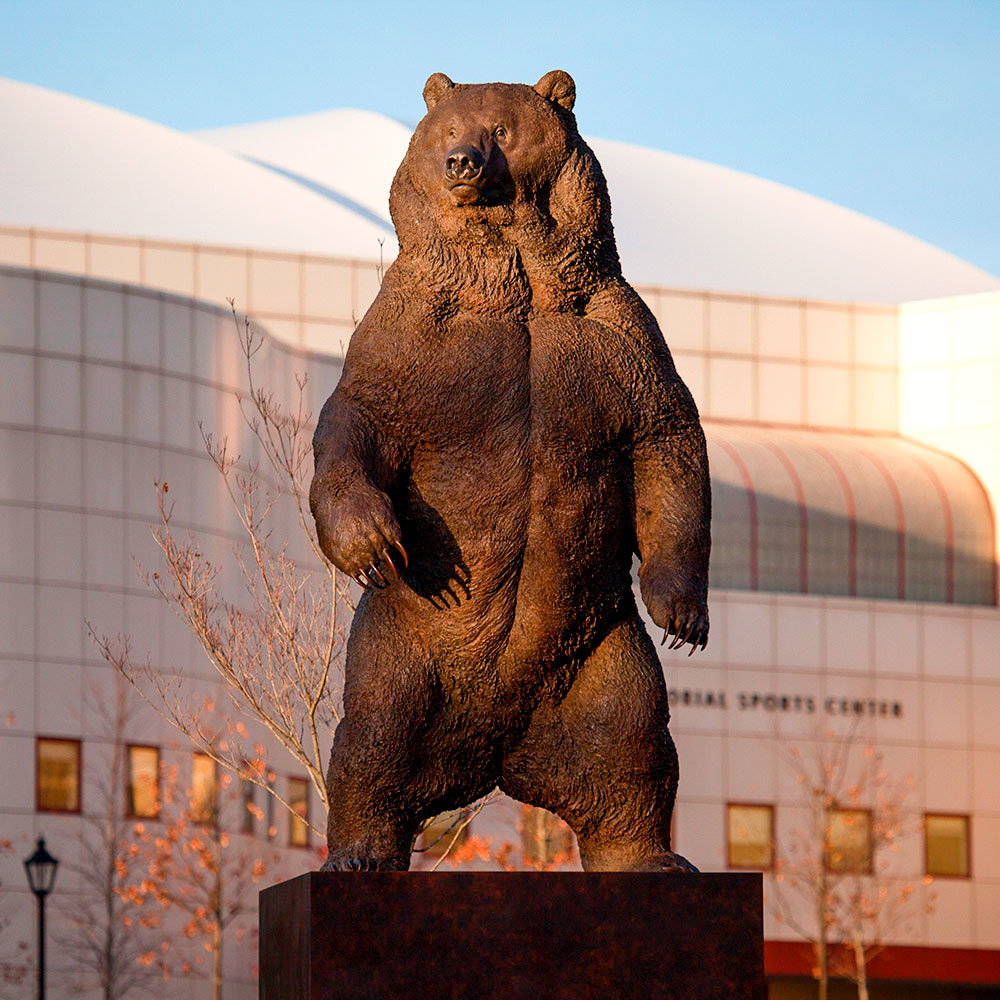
668,688,904,718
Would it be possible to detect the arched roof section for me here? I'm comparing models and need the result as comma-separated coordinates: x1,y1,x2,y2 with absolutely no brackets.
199,109,999,302
705,424,995,605
0,79,395,258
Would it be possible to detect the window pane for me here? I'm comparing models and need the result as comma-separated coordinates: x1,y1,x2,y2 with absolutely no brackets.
127,746,160,818
522,806,574,866
266,781,276,840
191,753,217,825
926,815,969,877
37,739,80,812
241,779,255,835
289,777,309,847
417,810,467,858
828,809,871,873
728,804,773,869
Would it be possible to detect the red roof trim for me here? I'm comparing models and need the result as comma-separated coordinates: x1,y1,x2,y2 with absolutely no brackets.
758,438,809,593
809,443,858,596
856,444,907,600
765,940,1000,985
716,439,759,590
909,454,956,603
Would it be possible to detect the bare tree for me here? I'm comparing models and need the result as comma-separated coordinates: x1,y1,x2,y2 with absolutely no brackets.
90,307,355,837
124,756,279,1000
90,307,487,865
772,728,933,1000
54,677,159,999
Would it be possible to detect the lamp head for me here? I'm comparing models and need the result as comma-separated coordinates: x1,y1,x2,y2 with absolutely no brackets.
24,837,59,897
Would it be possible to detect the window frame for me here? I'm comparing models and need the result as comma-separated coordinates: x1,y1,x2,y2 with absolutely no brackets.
826,806,873,875
288,775,310,848
923,811,971,880
36,736,82,815
125,743,161,820
725,801,775,872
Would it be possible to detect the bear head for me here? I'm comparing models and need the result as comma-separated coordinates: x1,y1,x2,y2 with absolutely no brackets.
388,70,619,296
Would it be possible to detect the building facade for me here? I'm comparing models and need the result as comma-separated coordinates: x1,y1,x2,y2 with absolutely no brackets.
1,86,999,998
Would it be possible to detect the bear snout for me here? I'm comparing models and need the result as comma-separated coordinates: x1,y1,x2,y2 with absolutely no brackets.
445,145,484,183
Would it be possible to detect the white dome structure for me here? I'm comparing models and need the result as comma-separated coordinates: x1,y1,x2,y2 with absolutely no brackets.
3,76,994,303
199,108,999,303
0,79,395,259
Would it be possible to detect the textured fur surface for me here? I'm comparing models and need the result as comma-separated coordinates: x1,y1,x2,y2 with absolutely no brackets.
310,71,711,872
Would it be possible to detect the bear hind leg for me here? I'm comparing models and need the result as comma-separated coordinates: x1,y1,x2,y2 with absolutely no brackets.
501,615,694,872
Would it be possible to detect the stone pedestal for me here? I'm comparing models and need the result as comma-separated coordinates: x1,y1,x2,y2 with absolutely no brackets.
259,871,764,999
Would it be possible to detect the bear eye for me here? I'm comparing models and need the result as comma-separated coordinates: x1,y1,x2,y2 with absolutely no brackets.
448,126,457,138
494,126,507,141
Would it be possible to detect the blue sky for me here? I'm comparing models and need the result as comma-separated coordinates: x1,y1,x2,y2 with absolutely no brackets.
3,0,998,276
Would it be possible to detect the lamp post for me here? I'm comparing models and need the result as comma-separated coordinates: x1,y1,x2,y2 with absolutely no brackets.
23,837,59,1000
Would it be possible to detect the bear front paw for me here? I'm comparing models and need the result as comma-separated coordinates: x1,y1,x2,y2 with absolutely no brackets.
642,581,709,655
310,481,407,590
658,594,708,655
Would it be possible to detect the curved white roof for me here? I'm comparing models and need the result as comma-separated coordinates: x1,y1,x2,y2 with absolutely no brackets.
200,109,999,304
0,79,395,259
2,77,995,303
199,109,410,233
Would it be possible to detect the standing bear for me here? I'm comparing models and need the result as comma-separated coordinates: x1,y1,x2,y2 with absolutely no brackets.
309,70,711,872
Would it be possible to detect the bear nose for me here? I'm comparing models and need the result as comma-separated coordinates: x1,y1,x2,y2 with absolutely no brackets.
445,146,484,182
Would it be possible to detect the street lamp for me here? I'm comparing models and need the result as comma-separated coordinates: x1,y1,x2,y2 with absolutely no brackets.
23,837,59,1000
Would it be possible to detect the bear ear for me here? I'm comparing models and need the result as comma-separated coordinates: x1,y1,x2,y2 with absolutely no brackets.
534,70,576,111
423,72,455,111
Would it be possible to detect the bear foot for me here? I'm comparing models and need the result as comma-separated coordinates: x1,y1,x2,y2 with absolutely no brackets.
629,851,700,873
320,851,381,872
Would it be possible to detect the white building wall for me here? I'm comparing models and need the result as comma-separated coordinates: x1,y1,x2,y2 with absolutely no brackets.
900,291,1000,589
2,232,999,988
0,266,340,999
658,590,1000,951
0,226,900,434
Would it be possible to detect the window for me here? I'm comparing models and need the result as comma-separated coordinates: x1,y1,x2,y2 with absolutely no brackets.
417,810,468,858
240,778,255,835
827,808,872,874
522,806,574,866
266,777,276,840
191,753,217,825
925,814,970,878
727,803,773,870
126,745,160,819
289,777,309,847
37,738,81,813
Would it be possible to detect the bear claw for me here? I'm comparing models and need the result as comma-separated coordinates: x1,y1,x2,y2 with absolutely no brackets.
630,851,700,874
320,853,380,872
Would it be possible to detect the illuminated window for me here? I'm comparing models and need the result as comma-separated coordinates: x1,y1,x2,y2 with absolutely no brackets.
827,808,872,873
417,810,468,858
522,806,574,865
126,745,160,819
289,777,309,847
37,738,81,813
727,803,773,870
191,753,217,825
925,814,970,878
240,778,255,835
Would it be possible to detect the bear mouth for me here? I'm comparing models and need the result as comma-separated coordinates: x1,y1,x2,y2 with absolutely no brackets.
447,180,513,208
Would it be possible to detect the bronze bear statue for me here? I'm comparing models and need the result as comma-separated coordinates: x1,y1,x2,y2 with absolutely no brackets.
310,70,711,872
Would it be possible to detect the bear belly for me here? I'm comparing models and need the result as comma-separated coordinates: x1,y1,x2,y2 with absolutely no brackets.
504,454,635,669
